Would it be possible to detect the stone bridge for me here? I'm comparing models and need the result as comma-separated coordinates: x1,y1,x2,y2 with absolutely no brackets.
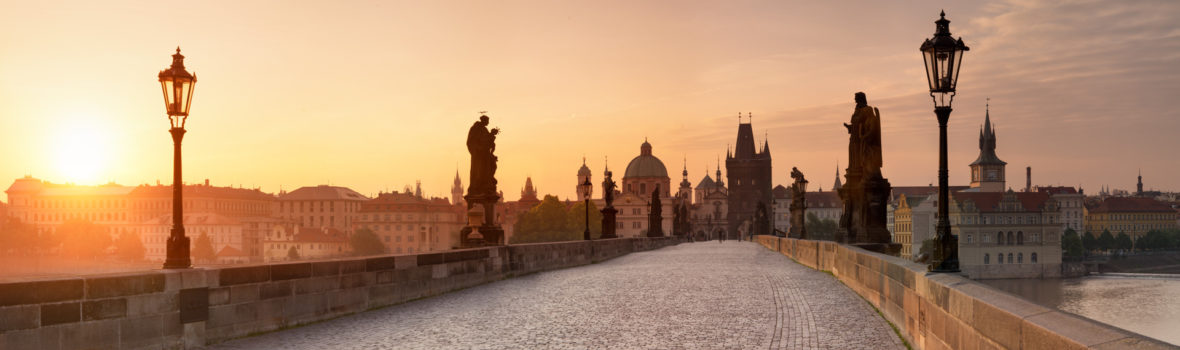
0,236,1172,349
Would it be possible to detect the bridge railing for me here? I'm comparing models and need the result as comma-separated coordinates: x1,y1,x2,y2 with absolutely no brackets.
754,235,1173,350
0,236,686,349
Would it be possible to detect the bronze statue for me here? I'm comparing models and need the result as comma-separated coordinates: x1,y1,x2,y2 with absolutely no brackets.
466,114,500,197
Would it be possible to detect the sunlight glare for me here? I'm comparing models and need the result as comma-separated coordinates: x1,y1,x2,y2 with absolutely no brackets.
51,116,112,185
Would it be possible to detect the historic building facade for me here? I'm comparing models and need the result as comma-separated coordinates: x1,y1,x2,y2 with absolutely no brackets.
277,185,368,233
726,121,772,238
1084,197,1177,240
689,165,728,240
354,191,461,254
951,191,1063,279
263,225,349,262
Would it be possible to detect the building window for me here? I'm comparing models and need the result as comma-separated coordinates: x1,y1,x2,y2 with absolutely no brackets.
984,253,990,264
966,234,973,244
1017,231,1024,245
1007,232,1014,245
1007,253,1013,264
1018,253,1023,264
997,232,1004,245
1031,252,1038,263
997,252,1003,264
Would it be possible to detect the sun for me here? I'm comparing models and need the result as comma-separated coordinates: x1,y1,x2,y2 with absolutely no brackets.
52,118,112,184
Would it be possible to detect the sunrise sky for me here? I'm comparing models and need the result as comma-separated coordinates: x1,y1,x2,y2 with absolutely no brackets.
1,0,1178,200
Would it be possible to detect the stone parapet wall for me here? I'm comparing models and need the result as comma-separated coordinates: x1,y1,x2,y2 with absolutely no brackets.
754,235,1175,350
0,236,685,349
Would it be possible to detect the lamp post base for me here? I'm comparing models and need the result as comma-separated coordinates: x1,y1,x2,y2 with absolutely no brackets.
164,228,191,269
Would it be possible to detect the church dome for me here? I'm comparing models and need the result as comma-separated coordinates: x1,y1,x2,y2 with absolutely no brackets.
624,140,668,179
577,162,591,177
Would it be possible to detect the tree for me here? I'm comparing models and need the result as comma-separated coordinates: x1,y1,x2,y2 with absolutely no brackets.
287,246,300,260
1083,231,1098,252
0,218,36,255
115,232,146,262
192,232,216,263
1098,229,1115,252
805,212,838,241
917,239,935,262
350,228,386,256
1115,232,1133,251
567,200,603,239
511,195,578,243
1061,228,1085,259
57,219,112,260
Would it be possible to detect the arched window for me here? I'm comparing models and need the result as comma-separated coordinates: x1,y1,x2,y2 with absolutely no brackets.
1017,231,1024,245
997,252,1004,264
997,232,1004,245
1007,253,1014,264
1018,253,1023,264
1007,232,1014,245
1031,253,1038,263
984,253,990,264
640,183,647,194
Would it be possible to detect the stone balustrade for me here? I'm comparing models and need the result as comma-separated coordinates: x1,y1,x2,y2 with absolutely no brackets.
0,236,685,349
754,235,1175,350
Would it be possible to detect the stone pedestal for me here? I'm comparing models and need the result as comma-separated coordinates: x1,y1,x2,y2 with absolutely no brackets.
600,206,618,239
838,172,894,247
462,193,504,247
788,202,807,239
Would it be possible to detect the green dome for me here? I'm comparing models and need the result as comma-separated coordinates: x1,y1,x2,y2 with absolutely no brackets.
624,140,668,179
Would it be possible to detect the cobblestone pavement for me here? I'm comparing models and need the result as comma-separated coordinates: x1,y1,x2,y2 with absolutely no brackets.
213,241,904,350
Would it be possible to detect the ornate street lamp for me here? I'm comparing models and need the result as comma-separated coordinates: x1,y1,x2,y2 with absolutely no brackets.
159,47,197,269
581,177,593,241
921,11,968,273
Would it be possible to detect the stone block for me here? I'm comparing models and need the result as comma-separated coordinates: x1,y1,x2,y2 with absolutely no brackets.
163,270,182,292
293,276,338,295
0,328,45,350
205,268,221,287
1022,311,1126,350
179,268,209,289
85,273,165,299
375,270,394,285
118,314,170,349
41,302,80,326
229,284,260,304
394,255,417,270
0,305,39,331
311,261,341,276
1090,337,1177,350
58,320,118,350
971,298,1027,350
340,259,367,274
208,287,230,306
259,281,292,300
339,273,369,289
179,287,209,324
947,286,974,325
365,256,396,272
82,298,127,321
219,265,270,286
368,284,397,306
0,279,84,307
125,292,178,317
182,321,206,349
270,262,313,281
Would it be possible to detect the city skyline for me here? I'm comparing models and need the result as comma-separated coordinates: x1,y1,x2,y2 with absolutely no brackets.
3,0,1179,201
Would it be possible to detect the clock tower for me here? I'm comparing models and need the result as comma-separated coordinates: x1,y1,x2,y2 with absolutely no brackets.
969,104,1006,192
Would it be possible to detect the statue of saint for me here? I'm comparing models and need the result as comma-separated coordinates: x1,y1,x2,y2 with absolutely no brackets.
857,93,883,179
466,114,500,196
602,170,616,207
844,93,866,177
648,185,664,236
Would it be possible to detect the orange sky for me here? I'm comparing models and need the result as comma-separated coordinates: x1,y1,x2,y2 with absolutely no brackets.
2,0,1178,200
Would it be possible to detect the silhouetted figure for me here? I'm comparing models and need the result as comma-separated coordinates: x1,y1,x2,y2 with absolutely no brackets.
836,93,896,252
647,185,664,237
600,169,618,239
789,167,808,239
467,115,500,197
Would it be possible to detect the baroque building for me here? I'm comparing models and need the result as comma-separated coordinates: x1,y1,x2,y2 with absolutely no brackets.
951,191,1063,279
277,185,368,234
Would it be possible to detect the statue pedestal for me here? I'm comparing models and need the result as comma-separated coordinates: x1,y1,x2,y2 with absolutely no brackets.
838,173,894,247
863,176,893,245
600,207,618,239
462,193,504,246
788,202,807,239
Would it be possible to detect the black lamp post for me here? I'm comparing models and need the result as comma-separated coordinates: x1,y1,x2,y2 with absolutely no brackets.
159,47,197,269
921,11,969,273
581,178,593,240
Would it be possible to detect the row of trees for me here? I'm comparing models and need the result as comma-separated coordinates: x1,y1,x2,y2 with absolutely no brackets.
1061,228,1180,259
804,213,839,241
512,195,603,244
0,218,148,262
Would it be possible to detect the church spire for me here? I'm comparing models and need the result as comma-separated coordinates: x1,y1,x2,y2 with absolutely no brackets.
833,162,843,190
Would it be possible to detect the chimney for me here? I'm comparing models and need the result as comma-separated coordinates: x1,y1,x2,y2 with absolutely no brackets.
1026,167,1031,192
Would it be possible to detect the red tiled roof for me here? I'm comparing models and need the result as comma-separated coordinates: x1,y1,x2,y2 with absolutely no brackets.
279,185,368,201
129,184,275,201
805,191,841,208
216,246,247,257
1088,197,1174,213
1035,186,1079,195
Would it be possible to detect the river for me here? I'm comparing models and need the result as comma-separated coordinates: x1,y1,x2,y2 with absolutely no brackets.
981,274,1180,346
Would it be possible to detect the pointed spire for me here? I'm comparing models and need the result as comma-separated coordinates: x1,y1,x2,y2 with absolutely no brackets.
834,162,843,190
